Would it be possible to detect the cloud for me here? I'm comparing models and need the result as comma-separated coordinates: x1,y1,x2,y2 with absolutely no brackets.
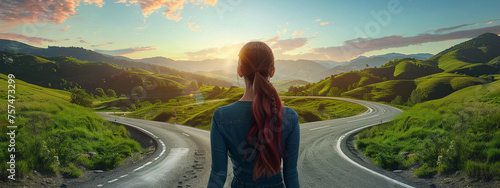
486,19,499,24
184,36,308,60
137,26,146,29
320,22,330,25
91,42,113,47
95,46,157,56
293,24,500,61
116,0,217,21
272,38,308,52
61,25,71,32
79,39,90,44
0,0,104,28
188,22,201,32
314,19,321,22
292,31,304,36
283,29,287,34
433,23,476,33
183,23,500,61
277,30,281,36
185,42,245,60
0,32,68,45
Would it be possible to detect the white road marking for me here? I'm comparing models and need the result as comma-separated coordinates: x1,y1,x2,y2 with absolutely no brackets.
108,179,118,183
336,122,414,188
97,184,103,187
120,174,128,178
309,125,329,131
182,133,190,137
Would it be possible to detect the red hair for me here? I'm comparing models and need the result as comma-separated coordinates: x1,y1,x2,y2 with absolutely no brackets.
238,41,284,179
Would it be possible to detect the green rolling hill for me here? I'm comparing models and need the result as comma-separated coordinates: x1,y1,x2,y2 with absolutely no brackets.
0,73,140,180
0,50,201,102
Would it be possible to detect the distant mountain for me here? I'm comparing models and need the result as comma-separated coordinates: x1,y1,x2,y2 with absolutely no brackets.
320,53,434,77
0,39,232,87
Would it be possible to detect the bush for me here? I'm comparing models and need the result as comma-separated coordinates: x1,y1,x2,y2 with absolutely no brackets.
414,163,436,178
92,153,121,171
60,163,82,178
69,87,92,107
373,153,402,171
391,95,404,105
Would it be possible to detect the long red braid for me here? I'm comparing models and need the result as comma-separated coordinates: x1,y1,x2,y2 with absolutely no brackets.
238,41,284,179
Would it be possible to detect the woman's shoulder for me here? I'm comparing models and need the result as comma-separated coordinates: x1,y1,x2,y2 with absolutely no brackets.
282,106,298,117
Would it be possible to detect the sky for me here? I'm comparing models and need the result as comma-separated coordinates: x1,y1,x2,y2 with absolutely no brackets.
1,0,500,62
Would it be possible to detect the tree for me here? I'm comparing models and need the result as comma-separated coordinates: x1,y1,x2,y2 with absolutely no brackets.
326,87,342,97
363,93,373,101
391,95,404,105
106,89,117,98
69,87,92,107
407,89,427,106
95,88,106,98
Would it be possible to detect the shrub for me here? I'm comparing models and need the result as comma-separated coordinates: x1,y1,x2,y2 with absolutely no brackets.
414,163,436,178
60,163,82,178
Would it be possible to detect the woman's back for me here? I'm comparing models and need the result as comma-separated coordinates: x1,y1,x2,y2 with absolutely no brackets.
208,101,300,188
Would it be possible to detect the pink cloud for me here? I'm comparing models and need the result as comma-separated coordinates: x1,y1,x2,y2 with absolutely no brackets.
292,31,304,36
320,22,330,25
0,0,104,28
61,25,71,32
0,33,68,45
187,22,201,32
116,0,217,21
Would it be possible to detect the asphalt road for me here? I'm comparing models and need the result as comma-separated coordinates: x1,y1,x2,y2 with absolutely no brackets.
78,97,417,188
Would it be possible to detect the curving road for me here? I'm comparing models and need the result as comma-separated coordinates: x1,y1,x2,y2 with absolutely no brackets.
76,97,416,188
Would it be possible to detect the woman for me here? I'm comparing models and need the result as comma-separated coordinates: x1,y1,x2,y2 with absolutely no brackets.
208,41,300,188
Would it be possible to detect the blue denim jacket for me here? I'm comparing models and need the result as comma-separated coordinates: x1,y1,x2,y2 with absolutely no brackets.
208,100,300,188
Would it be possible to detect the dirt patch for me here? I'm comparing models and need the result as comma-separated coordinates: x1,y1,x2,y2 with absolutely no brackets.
347,133,500,188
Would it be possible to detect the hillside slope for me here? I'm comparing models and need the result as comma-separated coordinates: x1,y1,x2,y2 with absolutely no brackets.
0,73,140,180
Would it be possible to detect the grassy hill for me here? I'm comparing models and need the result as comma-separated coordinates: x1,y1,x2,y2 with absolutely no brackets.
343,80,416,102
355,78,500,179
0,73,140,180
414,73,486,101
426,33,500,75
272,80,309,92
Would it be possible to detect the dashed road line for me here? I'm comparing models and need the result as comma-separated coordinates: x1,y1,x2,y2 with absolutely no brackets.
108,179,118,183
182,133,190,137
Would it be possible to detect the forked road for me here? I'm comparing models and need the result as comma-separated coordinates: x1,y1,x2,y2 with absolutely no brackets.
80,97,416,188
